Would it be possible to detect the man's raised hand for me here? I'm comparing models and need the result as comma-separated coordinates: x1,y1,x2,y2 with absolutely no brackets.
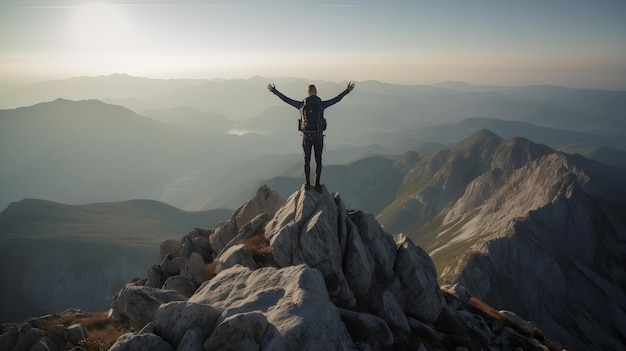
347,82,355,92
267,83,276,93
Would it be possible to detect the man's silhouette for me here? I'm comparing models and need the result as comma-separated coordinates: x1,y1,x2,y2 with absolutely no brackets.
268,82,355,192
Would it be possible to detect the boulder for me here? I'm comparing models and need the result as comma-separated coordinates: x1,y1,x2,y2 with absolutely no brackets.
66,323,87,345
146,264,164,288
160,254,185,276
203,312,268,351
108,332,175,351
111,284,187,330
394,234,443,323
176,327,204,351
266,187,356,306
13,326,47,351
154,301,220,348
189,264,356,350
210,185,285,255
339,309,394,348
347,209,397,280
0,325,18,351
162,275,198,297
217,212,272,257
180,252,210,285
180,232,212,262
214,244,258,273
160,239,181,261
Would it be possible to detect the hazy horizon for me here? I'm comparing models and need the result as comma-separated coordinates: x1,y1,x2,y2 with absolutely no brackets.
1,0,625,90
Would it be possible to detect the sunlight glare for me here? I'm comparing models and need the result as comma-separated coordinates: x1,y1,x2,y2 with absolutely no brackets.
67,2,137,54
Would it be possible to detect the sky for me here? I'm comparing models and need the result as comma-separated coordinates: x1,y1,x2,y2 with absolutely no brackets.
1,0,625,89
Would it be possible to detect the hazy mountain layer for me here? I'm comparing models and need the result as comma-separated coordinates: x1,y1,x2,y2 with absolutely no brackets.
2,75,624,212
0,199,231,322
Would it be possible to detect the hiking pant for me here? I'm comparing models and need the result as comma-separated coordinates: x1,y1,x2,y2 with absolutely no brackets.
302,133,323,185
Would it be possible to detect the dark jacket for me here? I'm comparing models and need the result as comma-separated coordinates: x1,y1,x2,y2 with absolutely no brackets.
271,88,351,113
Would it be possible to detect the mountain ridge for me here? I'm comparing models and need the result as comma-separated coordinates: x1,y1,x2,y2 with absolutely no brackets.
0,198,232,323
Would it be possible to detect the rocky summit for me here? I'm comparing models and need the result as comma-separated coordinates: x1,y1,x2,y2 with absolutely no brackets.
92,185,560,351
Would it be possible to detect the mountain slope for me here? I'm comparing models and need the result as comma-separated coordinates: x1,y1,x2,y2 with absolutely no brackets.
379,130,626,351
377,129,555,234
0,199,231,323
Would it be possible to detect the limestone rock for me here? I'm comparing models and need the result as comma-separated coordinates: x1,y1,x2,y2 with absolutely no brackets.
180,252,210,285
214,243,258,273
180,231,212,262
154,301,220,348
189,264,356,350
266,186,356,306
146,264,164,288
160,254,185,276
203,312,268,351
160,239,181,261
394,234,443,323
210,185,285,255
0,325,18,351
339,309,394,348
162,275,198,297
66,323,87,345
111,284,187,330
108,332,175,351
176,327,204,351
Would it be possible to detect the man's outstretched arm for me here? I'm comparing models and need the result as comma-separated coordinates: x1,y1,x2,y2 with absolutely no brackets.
321,82,355,109
267,83,303,109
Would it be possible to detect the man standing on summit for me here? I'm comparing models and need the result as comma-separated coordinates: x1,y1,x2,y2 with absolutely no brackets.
268,81,355,192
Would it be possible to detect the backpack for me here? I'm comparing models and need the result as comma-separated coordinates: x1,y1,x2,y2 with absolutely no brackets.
298,96,326,133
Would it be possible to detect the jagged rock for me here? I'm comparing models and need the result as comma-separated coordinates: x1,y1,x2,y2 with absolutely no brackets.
146,264,164,288
176,327,204,351
66,323,87,345
441,284,471,303
377,289,410,333
339,199,373,298
210,185,285,255
180,252,210,285
106,182,565,350
266,186,356,306
339,308,394,348
154,301,220,348
394,234,443,323
111,284,187,330
162,275,198,297
160,254,185,276
217,212,272,257
188,264,356,350
348,210,397,281
108,332,175,351
0,324,18,350
14,325,47,351
203,312,268,351
214,243,258,273
160,239,181,261
180,232,212,262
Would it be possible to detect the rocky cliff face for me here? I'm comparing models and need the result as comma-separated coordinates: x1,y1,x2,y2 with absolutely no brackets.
89,184,560,351
450,154,626,351
387,130,626,351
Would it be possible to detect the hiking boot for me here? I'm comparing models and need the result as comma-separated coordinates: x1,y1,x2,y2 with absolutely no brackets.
304,182,311,191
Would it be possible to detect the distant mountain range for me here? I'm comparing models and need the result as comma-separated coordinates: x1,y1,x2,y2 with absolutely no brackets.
2,75,624,211
0,199,231,322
